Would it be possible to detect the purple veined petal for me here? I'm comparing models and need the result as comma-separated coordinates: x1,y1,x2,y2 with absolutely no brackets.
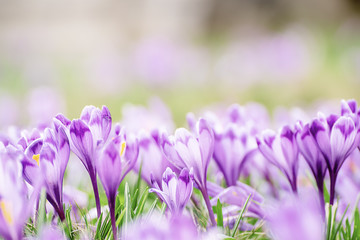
69,119,94,171
80,105,97,123
186,112,197,133
22,139,44,185
177,168,194,209
54,114,71,128
226,104,245,124
121,134,139,180
197,118,214,171
100,106,112,141
330,117,357,169
341,99,358,116
310,119,331,163
256,130,278,165
280,126,298,171
97,140,123,197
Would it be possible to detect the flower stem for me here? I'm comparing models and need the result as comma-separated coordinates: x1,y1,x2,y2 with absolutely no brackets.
200,187,216,227
90,172,101,218
329,172,337,205
109,197,117,240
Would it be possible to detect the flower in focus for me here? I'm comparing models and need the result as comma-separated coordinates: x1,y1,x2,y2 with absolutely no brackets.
295,121,327,217
21,123,70,221
310,111,360,204
97,130,139,240
136,129,177,186
256,125,299,193
150,167,194,216
161,118,217,225
55,105,112,217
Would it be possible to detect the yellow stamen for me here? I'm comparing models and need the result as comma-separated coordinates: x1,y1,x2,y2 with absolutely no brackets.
0,200,13,225
120,142,126,157
232,191,238,196
32,154,40,166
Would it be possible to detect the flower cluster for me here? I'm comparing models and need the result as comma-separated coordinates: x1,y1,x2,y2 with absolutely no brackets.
0,99,359,239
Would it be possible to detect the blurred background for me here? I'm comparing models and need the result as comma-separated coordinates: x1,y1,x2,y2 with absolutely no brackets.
1,0,360,128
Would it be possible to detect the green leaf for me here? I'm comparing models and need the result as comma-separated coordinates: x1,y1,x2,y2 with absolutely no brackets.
124,182,131,237
95,212,103,239
135,187,149,217
232,194,251,238
216,199,223,228
36,188,47,230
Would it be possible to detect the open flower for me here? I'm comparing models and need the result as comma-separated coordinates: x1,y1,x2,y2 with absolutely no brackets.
56,105,112,217
150,167,194,216
257,125,299,193
97,130,139,240
21,122,70,221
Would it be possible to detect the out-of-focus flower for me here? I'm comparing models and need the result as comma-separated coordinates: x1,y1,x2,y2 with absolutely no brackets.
310,111,360,204
257,126,299,193
208,181,263,219
266,191,324,240
0,145,40,240
21,123,70,221
34,225,66,240
97,130,138,240
56,105,112,217
123,213,199,240
150,167,194,216
295,121,327,217
161,118,216,226
121,97,174,134
26,87,66,129
136,129,177,186
213,124,257,186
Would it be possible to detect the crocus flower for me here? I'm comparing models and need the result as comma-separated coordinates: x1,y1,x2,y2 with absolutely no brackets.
56,105,112,217
256,125,299,193
309,112,360,204
97,131,139,240
0,145,40,240
21,123,70,221
295,121,327,218
213,124,257,186
149,167,194,216
136,129,177,186
161,118,216,226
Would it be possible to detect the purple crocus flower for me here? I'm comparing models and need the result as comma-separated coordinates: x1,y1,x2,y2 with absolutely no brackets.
0,146,40,240
149,167,194,216
136,129,177,186
213,124,257,186
309,112,360,204
20,123,70,221
56,105,112,217
161,118,217,226
295,121,327,218
97,131,139,240
256,125,299,193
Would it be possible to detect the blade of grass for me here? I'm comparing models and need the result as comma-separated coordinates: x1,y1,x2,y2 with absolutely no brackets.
216,199,223,228
232,194,251,238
